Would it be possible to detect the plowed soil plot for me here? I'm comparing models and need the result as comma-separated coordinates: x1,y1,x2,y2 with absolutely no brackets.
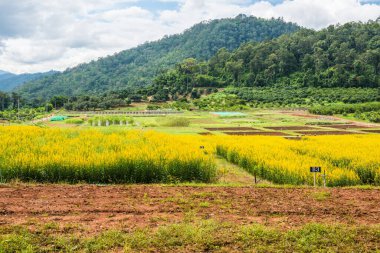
205,127,257,131
224,131,286,136
321,124,371,129
296,131,357,135
362,129,380,133
0,185,379,233
265,126,317,131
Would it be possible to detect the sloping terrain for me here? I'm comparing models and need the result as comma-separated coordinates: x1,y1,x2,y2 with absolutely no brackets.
17,15,299,99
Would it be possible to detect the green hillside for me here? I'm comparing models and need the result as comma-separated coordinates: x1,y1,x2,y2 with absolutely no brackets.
151,20,380,102
17,15,300,99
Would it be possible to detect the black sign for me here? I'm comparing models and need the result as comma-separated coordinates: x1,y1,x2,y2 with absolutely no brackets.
310,167,322,173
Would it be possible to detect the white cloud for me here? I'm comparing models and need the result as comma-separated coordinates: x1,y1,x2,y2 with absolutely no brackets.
0,0,379,74
248,0,380,29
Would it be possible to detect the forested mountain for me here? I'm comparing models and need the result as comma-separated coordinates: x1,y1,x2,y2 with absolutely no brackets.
17,15,300,99
0,70,55,92
150,20,380,101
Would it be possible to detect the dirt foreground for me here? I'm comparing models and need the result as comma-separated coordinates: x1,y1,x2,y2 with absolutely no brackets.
1,185,379,234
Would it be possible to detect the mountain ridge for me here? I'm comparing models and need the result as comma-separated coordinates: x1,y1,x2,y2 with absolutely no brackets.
17,15,300,99
0,70,57,92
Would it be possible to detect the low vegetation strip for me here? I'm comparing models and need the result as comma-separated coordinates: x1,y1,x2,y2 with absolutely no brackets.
320,124,372,129
296,131,359,135
0,185,379,252
215,135,380,186
0,127,216,183
204,127,257,131
265,126,318,130
224,131,286,136
1,221,379,252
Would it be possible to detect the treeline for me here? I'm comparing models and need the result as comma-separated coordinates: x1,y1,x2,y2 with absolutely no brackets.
309,102,380,115
0,89,143,120
225,87,379,107
0,91,22,111
309,102,380,123
151,20,380,101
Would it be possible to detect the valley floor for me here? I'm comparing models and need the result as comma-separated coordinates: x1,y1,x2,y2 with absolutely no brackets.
1,109,380,252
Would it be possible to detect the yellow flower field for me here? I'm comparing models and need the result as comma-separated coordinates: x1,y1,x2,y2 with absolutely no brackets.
0,126,216,183
214,135,380,186
0,126,379,186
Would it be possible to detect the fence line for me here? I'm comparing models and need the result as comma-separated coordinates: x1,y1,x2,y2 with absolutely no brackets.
66,110,183,116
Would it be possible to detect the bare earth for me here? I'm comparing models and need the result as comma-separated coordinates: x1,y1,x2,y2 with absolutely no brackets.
1,185,379,234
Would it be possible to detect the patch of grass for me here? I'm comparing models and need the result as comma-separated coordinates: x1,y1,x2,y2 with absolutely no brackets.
85,230,126,252
2,222,380,252
0,222,379,252
159,117,191,127
311,190,332,201
199,202,211,208
65,118,84,124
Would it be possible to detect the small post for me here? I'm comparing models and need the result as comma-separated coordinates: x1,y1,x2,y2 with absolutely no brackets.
310,167,321,187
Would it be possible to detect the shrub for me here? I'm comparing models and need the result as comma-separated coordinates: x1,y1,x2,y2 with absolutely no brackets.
65,118,84,124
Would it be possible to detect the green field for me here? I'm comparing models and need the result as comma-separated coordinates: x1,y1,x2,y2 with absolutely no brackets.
39,108,380,136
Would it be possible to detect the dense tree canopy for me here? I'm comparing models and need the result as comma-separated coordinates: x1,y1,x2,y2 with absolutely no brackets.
151,20,380,100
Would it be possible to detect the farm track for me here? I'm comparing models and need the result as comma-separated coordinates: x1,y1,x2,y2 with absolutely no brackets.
0,185,379,234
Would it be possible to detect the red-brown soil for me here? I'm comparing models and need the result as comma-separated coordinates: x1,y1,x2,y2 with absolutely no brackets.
0,185,379,234
296,131,359,135
265,126,318,131
205,127,258,131
198,132,214,135
224,131,286,136
362,129,380,134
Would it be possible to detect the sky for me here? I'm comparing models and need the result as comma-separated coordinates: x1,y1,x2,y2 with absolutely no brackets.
0,0,379,74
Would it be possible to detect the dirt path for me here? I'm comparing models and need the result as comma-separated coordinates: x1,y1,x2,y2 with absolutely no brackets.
31,113,55,123
1,185,379,234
